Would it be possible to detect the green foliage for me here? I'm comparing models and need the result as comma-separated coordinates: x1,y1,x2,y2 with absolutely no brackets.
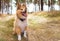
29,0,33,3
52,0,56,4
20,0,25,3
34,0,38,4
15,0,25,3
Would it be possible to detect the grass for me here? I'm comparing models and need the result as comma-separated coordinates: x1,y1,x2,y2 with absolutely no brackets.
0,18,17,41
0,11,60,41
28,11,60,41
34,11,60,17
0,15,28,41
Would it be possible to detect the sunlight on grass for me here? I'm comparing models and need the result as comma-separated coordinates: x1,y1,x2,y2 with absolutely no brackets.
0,11,60,41
28,11,60,41
28,14,48,27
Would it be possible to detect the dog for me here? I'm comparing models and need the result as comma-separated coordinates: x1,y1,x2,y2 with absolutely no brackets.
13,3,27,41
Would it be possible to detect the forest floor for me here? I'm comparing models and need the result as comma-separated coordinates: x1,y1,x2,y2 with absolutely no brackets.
0,11,60,41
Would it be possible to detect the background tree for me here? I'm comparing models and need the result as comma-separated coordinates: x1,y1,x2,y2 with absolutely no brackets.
38,0,41,11
41,0,43,11
48,0,51,11
5,0,10,14
50,0,56,11
0,0,1,12
29,0,32,3
34,0,38,11
0,0,10,14
58,0,60,10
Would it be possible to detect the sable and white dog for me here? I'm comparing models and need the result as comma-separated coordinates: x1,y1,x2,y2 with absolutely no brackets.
13,3,27,41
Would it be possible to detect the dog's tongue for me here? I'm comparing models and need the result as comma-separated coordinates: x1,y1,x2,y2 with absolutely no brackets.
22,13,27,17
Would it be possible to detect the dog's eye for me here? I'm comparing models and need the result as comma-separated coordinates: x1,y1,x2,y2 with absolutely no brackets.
21,9,23,10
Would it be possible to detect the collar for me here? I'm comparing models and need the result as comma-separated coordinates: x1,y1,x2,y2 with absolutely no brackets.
17,14,26,21
19,18,26,21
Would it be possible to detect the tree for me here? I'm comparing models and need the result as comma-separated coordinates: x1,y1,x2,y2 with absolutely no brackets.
10,0,12,14
29,0,32,3
41,0,43,11
0,0,10,14
6,0,10,14
1,0,4,14
58,0,60,10
50,0,56,11
15,0,26,4
0,0,1,11
38,0,41,11
48,0,51,11
34,0,38,11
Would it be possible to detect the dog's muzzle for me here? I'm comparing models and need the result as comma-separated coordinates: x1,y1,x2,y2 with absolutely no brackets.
21,10,27,17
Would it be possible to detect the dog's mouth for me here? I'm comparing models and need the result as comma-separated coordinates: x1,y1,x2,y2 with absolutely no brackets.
21,10,27,17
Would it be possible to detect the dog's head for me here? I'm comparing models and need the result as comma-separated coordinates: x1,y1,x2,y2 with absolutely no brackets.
16,3,27,18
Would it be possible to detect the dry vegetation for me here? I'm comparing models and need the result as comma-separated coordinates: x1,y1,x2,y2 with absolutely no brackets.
0,11,60,41
28,11,60,41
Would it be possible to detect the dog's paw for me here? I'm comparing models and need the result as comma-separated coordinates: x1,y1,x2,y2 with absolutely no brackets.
24,31,27,38
18,35,21,41
24,34,27,38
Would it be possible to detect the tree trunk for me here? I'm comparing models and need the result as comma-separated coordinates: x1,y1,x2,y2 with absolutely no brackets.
11,0,12,14
48,0,50,11
51,0,54,11
0,0,1,11
38,0,40,11
41,0,43,11
7,4,9,14
1,0,3,14
35,4,36,12
58,0,60,10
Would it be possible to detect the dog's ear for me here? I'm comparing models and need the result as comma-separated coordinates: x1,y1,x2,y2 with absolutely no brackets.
23,4,26,7
17,3,21,10
23,4,27,12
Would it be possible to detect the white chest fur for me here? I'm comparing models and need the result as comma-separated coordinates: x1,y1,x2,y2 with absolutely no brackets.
15,19,27,32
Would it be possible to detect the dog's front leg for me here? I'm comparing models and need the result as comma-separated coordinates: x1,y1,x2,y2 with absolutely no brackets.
24,26,27,38
16,27,21,41
18,34,21,41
